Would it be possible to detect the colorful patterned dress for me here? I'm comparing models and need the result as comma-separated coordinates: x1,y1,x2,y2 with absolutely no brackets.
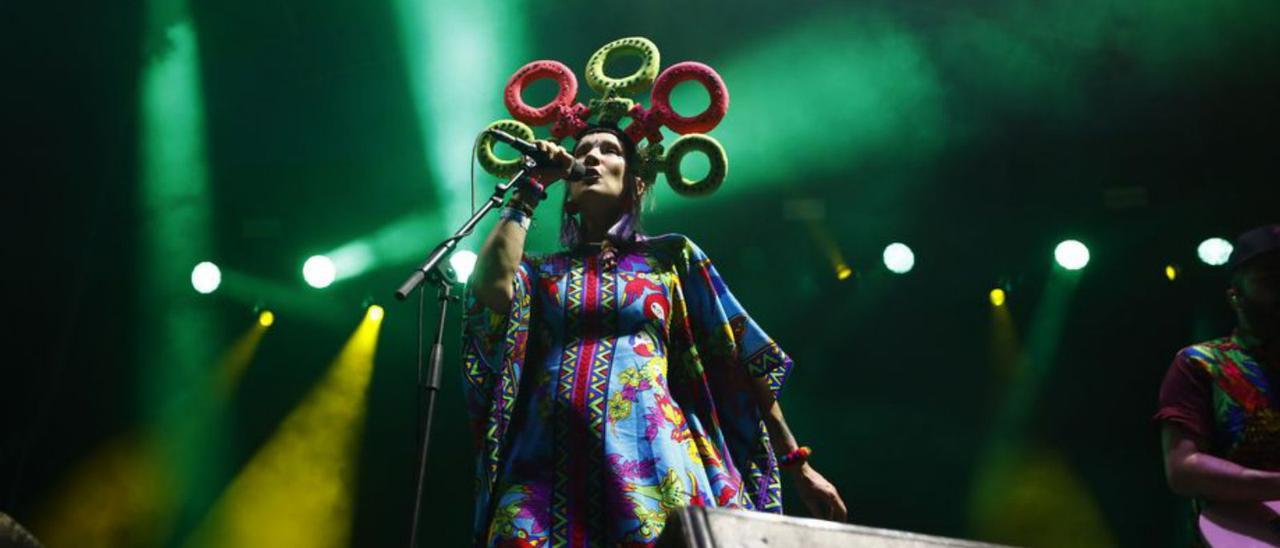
462,234,793,546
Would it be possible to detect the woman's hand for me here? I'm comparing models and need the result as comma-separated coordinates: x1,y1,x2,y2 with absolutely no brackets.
527,139,575,184
789,463,848,522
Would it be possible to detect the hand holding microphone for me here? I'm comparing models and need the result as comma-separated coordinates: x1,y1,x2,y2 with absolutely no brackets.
485,129,586,183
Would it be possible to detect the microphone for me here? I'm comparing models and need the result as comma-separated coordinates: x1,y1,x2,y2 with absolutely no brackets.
485,129,587,181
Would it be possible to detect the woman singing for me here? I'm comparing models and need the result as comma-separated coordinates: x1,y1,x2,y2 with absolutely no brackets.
463,122,846,546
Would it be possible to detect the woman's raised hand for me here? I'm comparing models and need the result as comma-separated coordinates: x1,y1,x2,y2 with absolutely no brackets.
528,139,575,184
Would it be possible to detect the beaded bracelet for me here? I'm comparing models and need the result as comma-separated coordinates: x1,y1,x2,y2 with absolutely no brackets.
505,195,536,217
499,205,532,231
778,446,811,468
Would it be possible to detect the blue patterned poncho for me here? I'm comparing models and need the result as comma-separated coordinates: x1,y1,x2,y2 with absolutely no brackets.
462,234,793,547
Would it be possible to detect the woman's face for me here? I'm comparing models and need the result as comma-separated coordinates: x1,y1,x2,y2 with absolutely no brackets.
568,131,630,215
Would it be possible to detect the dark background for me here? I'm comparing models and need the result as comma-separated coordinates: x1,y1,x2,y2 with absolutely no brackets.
4,0,1278,546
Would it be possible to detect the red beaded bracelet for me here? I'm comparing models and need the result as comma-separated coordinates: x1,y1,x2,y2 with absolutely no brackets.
778,446,811,468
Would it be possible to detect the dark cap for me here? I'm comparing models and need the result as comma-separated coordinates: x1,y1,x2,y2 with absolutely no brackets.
1227,224,1280,272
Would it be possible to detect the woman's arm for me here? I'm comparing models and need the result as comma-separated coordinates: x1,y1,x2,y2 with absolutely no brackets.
471,141,573,313
471,192,534,313
751,383,848,521
1162,424,1280,501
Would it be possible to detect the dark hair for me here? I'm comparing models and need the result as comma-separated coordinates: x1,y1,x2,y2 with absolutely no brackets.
559,126,647,249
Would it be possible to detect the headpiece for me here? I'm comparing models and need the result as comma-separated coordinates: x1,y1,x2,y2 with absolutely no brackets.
477,37,730,197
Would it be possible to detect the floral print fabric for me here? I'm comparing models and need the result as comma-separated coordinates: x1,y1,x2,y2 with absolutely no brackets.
462,234,793,546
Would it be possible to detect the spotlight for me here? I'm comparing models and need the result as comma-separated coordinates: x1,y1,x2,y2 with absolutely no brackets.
1197,238,1232,267
1164,264,1179,282
192,261,222,294
836,264,853,281
303,255,336,288
1054,240,1090,271
989,288,1007,307
258,310,275,327
449,250,478,283
883,243,915,274
366,305,384,322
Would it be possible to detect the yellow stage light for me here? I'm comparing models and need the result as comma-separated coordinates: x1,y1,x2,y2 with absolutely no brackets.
185,315,382,548
1164,265,1178,282
836,264,853,281
27,436,173,548
258,310,275,327
990,288,1007,307
366,305,384,322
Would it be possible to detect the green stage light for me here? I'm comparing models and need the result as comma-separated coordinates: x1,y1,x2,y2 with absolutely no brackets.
1054,240,1089,271
392,0,529,244
192,261,221,294
665,9,945,211
303,256,336,289
450,250,477,283
1197,237,1232,266
883,243,915,274
139,16,225,540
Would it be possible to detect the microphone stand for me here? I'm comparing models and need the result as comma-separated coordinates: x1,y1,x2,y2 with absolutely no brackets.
397,159,535,547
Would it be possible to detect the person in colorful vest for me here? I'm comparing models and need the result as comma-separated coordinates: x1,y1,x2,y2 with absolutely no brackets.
1156,224,1280,541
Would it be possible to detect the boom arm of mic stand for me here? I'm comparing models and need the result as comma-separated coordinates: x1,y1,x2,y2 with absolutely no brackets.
394,166,530,300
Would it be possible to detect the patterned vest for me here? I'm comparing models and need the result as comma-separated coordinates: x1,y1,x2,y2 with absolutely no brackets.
1185,335,1280,471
